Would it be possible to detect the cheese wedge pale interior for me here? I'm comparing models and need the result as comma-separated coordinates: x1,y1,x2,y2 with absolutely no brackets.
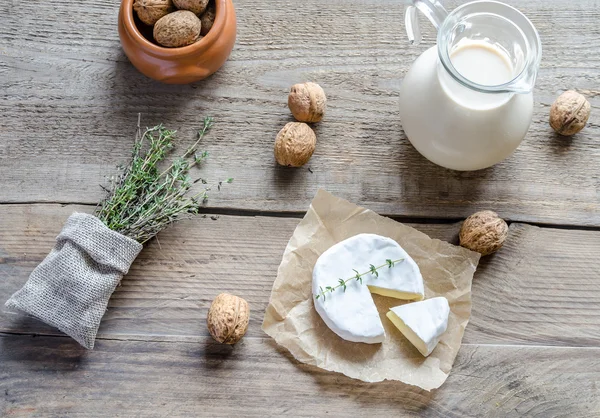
386,297,450,356
312,233,425,344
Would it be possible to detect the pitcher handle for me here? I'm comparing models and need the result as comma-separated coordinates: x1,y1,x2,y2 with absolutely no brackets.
405,0,449,45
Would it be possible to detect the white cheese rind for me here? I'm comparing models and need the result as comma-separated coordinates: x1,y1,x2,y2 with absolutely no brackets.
387,297,450,356
312,233,425,344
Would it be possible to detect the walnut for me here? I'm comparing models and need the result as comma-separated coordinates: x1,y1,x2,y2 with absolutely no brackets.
288,82,327,123
459,210,508,256
153,10,201,48
274,122,316,167
549,90,591,136
200,1,216,35
173,0,209,15
133,0,174,26
207,293,250,345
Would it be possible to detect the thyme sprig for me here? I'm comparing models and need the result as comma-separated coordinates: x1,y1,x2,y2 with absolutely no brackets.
95,114,232,244
315,258,404,301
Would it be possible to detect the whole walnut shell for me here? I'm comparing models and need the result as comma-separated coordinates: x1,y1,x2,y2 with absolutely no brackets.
200,2,216,35
207,293,250,345
133,0,175,26
173,0,209,15
549,90,591,136
459,210,508,256
274,122,317,167
153,10,201,48
288,82,327,123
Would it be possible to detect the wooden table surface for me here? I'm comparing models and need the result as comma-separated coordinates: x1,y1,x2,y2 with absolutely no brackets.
1,0,599,416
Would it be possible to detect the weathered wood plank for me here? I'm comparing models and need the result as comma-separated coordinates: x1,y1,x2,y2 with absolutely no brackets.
1,204,599,347
1,0,599,225
1,334,599,417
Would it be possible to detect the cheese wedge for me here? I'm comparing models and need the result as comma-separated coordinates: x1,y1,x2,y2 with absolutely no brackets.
386,297,450,356
312,234,425,344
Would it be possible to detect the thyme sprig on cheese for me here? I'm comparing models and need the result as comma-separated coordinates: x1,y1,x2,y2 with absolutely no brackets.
315,258,404,301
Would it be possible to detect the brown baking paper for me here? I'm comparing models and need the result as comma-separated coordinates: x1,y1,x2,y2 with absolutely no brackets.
262,189,481,390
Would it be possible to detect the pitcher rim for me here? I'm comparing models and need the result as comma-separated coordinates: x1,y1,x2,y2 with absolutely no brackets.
436,0,542,94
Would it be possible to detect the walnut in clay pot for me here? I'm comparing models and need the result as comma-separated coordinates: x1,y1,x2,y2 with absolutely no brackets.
173,0,209,15
274,122,316,167
459,210,508,256
200,1,216,35
549,90,591,136
133,0,174,26
153,10,201,48
118,0,237,83
207,293,250,344
288,82,327,123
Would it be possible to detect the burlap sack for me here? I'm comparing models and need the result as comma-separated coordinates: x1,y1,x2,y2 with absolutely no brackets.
5,213,142,349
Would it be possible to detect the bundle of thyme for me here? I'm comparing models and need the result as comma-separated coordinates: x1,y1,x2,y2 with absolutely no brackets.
96,115,232,244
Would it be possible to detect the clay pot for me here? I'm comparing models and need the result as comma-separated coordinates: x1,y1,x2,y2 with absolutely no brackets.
118,0,236,84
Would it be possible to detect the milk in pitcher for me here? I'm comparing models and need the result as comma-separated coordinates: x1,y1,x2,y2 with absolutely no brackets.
399,1,542,171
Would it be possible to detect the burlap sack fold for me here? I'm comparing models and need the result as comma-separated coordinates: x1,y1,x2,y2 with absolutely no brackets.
5,213,143,349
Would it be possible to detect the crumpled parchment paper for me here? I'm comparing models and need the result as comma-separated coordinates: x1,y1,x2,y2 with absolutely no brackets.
262,189,480,390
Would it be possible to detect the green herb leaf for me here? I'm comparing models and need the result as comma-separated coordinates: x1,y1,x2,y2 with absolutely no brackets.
370,264,379,278
352,269,362,284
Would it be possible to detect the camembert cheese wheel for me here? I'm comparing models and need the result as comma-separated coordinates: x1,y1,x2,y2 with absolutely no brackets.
312,234,425,344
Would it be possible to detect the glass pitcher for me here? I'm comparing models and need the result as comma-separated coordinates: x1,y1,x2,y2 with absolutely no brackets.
399,0,542,171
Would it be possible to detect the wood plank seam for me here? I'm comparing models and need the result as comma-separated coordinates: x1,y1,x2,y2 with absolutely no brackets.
2,332,600,351
1,202,600,231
